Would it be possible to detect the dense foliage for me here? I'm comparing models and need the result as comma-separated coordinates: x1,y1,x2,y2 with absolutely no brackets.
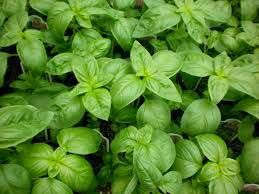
0,0,258,193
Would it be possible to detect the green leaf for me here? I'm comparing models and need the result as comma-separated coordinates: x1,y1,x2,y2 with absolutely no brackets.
32,178,73,194
219,158,240,176
0,105,53,148
137,99,171,131
130,41,157,76
228,67,259,99
241,0,257,20
47,2,74,39
112,18,138,51
29,0,56,15
57,127,102,155
144,0,166,8
234,99,259,119
57,155,94,192
46,53,73,75
209,175,238,194
0,164,31,194
240,139,259,183
180,180,206,194
2,0,27,16
0,93,28,106
82,88,111,120
172,139,203,179
145,74,182,102
17,36,47,73
158,171,182,194
19,143,54,177
237,116,255,143
111,74,146,110
180,52,214,77
0,52,8,87
198,162,220,182
195,134,228,162
70,82,92,96
133,4,180,38
181,99,221,136
208,75,229,104
152,50,182,78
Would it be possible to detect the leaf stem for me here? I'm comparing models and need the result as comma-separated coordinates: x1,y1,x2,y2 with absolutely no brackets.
221,118,241,124
94,129,110,152
44,129,49,142
168,133,184,140
20,63,25,73
193,77,202,91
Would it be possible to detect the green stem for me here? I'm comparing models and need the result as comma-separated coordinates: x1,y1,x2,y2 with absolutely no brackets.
94,129,110,152
221,118,241,124
168,133,184,140
193,77,202,91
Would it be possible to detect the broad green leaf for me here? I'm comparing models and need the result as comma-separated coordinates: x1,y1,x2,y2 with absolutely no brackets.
17,36,47,73
208,75,229,104
234,99,259,119
57,127,102,155
180,52,213,77
137,99,171,131
158,171,182,194
209,175,238,194
46,53,73,75
152,50,182,77
130,41,157,76
113,0,135,10
133,4,180,38
84,7,124,20
228,67,259,99
32,178,73,194
92,73,113,88
196,134,228,162
82,88,111,120
0,164,31,194
112,176,136,194
149,39,168,52
2,0,27,16
112,18,138,51
114,106,137,124
0,93,28,106
198,162,220,182
241,0,257,20
29,0,56,15
240,139,259,183
144,0,166,8
0,105,53,148
19,143,54,177
180,180,206,194
172,139,203,179
57,155,94,192
219,158,240,176
70,82,92,96
145,74,182,102
181,99,221,136
47,2,74,39
0,52,8,87
111,74,145,110
237,116,255,143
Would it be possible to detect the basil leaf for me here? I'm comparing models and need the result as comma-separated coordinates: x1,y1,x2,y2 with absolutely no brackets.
2,0,27,16
57,127,102,155
111,74,145,110
29,0,56,15
57,155,95,192
195,134,228,162
209,175,238,194
112,18,138,51
113,0,135,10
32,178,73,194
0,52,8,87
0,164,31,194
114,106,137,124
240,139,259,183
17,36,47,73
234,99,259,119
70,82,92,96
241,0,257,20
144,0,166,8
19,143,54,177
46,53,73,75
208,75,229,104
180,180,206,194
181,99,221,136
198,162,220,182
82,88,111,120
158,171,182,194
152,50,182,78
237,116,255,143
219,158,240,176
172,139,203,179
137,99,171,131
133,4,180,38
0,105,53,148
145,74,182,102
180,52,214,77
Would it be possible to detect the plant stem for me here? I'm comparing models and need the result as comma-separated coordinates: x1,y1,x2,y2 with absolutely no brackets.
221,118,241,124
168,133,184,140
44,129,49,142
193,78,202,91
20,63,25,73
94,129,110,152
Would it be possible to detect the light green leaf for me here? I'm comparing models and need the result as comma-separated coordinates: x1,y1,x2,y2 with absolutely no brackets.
32,178,73,194
219,158,240,176
234,99,259,119
209,175,238,194
46,53,73,75
2,0,27,16
111,74,145,110
181,99,221,136
29,0,56,15
145,74,182,102
70,82,92,96
237,116,255,143
159,171,182,194
82,88,111,120
0,52,8,87
144,0,166,8
198,162,220,182
196,134,228,162
241,0,258,20
137,99,171,131
133,4,180,38
208,75,229,104
57,127,102,155
0,164,31,194
172,139,203,179
113,0,135,10
0,105,53,148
